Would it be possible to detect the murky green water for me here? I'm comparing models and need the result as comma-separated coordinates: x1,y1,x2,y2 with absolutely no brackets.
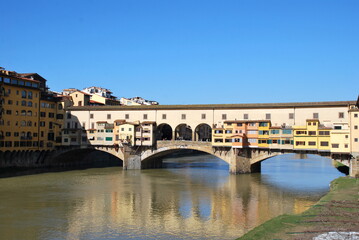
0,153,344,240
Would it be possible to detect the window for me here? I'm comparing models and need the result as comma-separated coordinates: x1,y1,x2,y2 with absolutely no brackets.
296,141,305,146
339,112,344,118
308,141,316,146
107,114,111,119
28,91,33,99
259,122,268,127
91,123,95,129
334,126,342,130
201,114,206,119
243,114,248,120
162,114,166,120
320,141,329,146
355,138,358,142
266,113,271,120
318,131,330,136
355,113,358,118
90,114,94,119
289,113,294,119
125,114,129,119
282,129,292,134
67,113,71,119
40,121,45,127
270,130,280,134
27,101,32,107
345,135,349,139
78,101,82,106
48,113,54,118
222,114,227,120
106,137,113,141
181,114,186,120
332,144,339,148
313,113,319,119
40,112,46,117
345,144,349,148
143,114,148,120
82,122,86,129
27,111,32,116
308,131,316,136
21,90,27,98
6,110,11,115
355,125,358,130
21,100,26,106
7,100,12,105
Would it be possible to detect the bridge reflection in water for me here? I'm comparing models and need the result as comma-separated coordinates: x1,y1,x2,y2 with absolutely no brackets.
0,153,343,240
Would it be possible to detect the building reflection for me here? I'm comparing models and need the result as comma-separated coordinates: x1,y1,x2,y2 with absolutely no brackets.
60,169,318,239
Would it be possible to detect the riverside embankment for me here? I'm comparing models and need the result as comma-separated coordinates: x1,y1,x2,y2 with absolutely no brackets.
239,176,359,240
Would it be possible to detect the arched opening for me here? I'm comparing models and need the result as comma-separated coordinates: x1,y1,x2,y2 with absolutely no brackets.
141,149,229,170
156,123,173,140
194,123,212,142
175,124,192,140
259,153,347,193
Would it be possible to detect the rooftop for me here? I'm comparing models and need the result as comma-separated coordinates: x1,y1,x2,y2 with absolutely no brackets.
67,100,355,111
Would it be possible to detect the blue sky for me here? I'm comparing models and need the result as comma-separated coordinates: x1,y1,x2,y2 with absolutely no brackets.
1,0,358,104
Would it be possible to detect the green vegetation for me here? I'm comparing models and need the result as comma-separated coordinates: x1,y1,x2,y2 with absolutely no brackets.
239,177,359,240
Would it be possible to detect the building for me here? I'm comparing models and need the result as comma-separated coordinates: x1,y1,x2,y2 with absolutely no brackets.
293,119,332,152
120,97,159,106
0,68,64,151
349,98,359,157
69,90,91,106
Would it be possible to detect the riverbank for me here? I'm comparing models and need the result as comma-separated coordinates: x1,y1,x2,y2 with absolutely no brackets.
239,176,359,240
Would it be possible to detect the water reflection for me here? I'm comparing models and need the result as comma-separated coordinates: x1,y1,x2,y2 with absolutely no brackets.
0,153,344,240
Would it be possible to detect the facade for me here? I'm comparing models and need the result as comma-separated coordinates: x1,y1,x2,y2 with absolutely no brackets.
63,99,357,156
120,97,159,106
349,98,359,157
69,91,91,107
0,68,64,151
293,119,331,152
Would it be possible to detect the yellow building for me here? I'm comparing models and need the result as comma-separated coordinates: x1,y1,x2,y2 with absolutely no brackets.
212,122,233,147
114,120,138,146
330,122,350,154
258,121,270,148
293,119,331,152
0,70,41,151
0,69,64,151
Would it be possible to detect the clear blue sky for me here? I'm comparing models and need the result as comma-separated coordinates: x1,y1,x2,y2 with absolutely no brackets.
1,0,358,104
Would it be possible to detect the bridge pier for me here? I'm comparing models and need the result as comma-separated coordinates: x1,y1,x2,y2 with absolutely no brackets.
229,148,262,174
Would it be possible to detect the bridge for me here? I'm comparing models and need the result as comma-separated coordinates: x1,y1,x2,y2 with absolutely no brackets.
49,140,359,177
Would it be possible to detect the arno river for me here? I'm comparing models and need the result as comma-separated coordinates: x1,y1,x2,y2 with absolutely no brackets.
0,153,344,240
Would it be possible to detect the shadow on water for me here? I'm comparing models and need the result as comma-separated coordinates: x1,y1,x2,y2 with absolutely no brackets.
0,151,122,178
161,150,229,170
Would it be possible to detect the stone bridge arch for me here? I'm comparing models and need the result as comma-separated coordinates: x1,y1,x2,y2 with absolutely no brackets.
49,146,124,167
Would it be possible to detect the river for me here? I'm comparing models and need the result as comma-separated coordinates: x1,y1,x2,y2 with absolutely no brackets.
0,153,345,240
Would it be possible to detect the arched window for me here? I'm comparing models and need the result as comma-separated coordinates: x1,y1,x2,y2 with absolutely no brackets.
15,111,19,115
21,110,26,116
21,121,26,127
21,100,26,106
28,91,33,99
28,101,32,107
27,132,32,137
21,90,27,98
0,119,4,126
0,131,4,137
27,121,32,127
27,111,32,116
